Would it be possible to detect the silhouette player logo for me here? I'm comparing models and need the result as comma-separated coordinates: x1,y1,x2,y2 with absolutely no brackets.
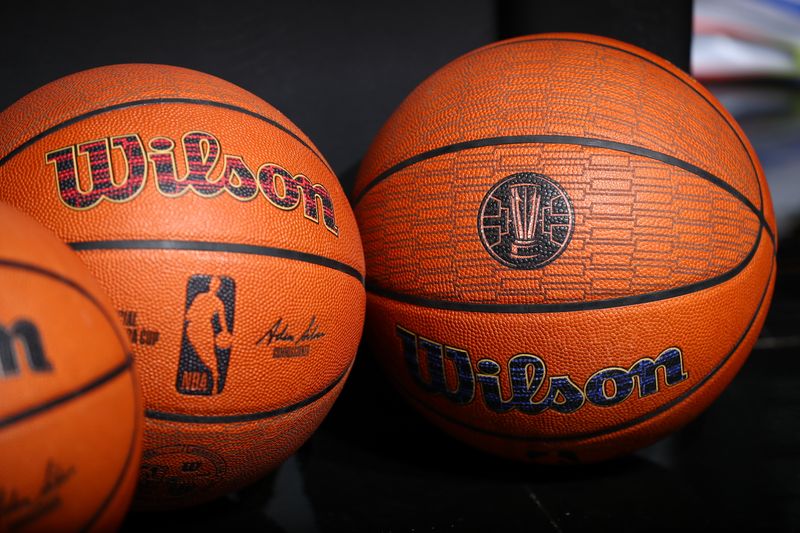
175,275,235,395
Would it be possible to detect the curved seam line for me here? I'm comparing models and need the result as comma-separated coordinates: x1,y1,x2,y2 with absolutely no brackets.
360,35,763,212
396,243,774,443
480,36,764,212
354,135,773,246
144,362,351,424
0,258,131,349
68,239,365,285
0,358,132,429
366,227,761,313
0,97,333,175
79,368,141,533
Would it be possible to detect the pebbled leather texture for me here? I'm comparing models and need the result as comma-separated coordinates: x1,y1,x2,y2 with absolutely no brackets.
0,64,366,507
0,202,143,531
354,33,776,463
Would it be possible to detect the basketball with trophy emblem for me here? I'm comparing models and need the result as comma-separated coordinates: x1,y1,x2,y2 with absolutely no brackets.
353,33,776,462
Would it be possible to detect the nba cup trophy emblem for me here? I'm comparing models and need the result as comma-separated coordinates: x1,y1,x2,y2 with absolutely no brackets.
478,172,574,269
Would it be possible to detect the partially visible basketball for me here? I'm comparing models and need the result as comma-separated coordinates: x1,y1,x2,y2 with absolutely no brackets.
353,33,776,463
0,64,365,507
0,201,142,531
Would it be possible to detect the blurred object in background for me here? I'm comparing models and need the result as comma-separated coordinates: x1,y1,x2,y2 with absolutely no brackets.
693,0,800,80
694,0,800,242
715,83,800,239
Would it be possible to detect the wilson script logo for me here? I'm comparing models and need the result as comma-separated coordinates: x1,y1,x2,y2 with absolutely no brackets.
45,131,339,234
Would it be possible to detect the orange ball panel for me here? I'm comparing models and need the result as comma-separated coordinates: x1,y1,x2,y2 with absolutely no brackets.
76,249,364,417
136,372,347,510
0,372,141,531
353,33,768,218
357,144,761,304
365,234,773,458
0,104,361,270
0,203,142,531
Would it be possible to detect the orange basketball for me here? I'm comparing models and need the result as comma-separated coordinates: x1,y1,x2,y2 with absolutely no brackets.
353,33,776,463
0,201,142,531
0,64,365,507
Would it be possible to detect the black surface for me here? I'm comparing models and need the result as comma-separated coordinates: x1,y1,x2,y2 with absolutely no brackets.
3,2,800,531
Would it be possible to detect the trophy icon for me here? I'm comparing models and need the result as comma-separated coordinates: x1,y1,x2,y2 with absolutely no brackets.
478,172,574,270
508,183,542,259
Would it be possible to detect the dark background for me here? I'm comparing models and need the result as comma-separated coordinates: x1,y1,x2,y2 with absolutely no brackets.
3,1,799,531
0,1,691,191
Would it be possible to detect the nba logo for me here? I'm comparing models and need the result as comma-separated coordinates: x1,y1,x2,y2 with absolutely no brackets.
175,275,235,395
